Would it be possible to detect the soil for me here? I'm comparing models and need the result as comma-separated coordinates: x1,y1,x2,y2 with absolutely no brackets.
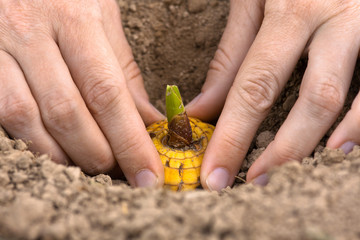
1,0,360,239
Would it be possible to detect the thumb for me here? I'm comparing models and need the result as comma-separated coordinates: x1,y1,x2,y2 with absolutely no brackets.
100,1,164,126
115,31,164,126
186,0,263,121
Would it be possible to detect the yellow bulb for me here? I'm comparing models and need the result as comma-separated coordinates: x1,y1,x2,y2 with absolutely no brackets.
147,117,214,191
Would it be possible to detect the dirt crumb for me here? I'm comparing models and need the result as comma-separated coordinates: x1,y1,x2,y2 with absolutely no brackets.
187,0,208,13
282,94,297,111
256,131,275,148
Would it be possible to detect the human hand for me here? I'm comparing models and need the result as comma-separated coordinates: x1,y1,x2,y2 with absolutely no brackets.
186,0,360,190
0,0,164,187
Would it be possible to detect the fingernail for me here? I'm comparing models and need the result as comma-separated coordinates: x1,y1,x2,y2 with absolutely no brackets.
252,173,269,186
135,169,158,188
340,141,357,154
206,167,229,192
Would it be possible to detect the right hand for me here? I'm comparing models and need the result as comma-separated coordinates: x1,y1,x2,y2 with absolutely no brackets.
0,0,164,188
187,0,360,191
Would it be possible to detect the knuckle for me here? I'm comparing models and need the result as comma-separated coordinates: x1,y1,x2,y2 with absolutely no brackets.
305,75,344,117
221,127,248,154
266,0,313,17
122,58,142,83
42,93,79,132
336,1,360,23
209,46,234,74
0,95,38,128
264,0,313,30
114,134,139,158
58,0,102,26
84,80,122,115
237,67,280,115
112,129,145,162
340,0,358,8
272,140,304,163
0,4,40,46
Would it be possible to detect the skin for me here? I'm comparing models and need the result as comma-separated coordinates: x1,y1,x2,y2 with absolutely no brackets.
0,0,164,187
1,0,359,191
186,0,360,191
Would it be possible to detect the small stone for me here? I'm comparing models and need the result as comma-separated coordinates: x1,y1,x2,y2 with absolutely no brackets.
282,94,297,111
14,139,28,151
302,157,316,166
238,172,246,178
94,174,112,186
169,5,177,13
0,137,15,151
195,31,205,48
187,0,208,13
321,148,345,165
129,3,137,12
244,148,265,169
256,131,275,148
64,167,81,182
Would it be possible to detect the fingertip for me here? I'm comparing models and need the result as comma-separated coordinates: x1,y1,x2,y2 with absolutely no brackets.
326,107,360,155
199,111,252,191
135,169,160,188
245,140,299,183
203,167,231,192
185,93,201,112
245,165,260,183
186,93,205,118
137,100,165,126
124,147,164,188
339,141,357,155
123,159,164,188
245,145,274,182
186,92,223,121
250,173,269,186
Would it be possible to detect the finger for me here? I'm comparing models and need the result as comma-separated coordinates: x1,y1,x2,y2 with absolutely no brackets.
0,50,69,164
100,0,164,125
186,0,264,121
8,37,116,175
56,15,164,187
201,10,312,191
247,22,360,182
327,91,360,154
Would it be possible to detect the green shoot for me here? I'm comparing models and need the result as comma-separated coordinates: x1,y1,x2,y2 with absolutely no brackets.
166,85,185,123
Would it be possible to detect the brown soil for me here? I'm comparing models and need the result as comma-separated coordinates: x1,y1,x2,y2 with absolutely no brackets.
1,0,360,239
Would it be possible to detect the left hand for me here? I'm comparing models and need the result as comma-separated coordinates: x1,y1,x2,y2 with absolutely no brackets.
186,0,360,191
0,0,164,187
